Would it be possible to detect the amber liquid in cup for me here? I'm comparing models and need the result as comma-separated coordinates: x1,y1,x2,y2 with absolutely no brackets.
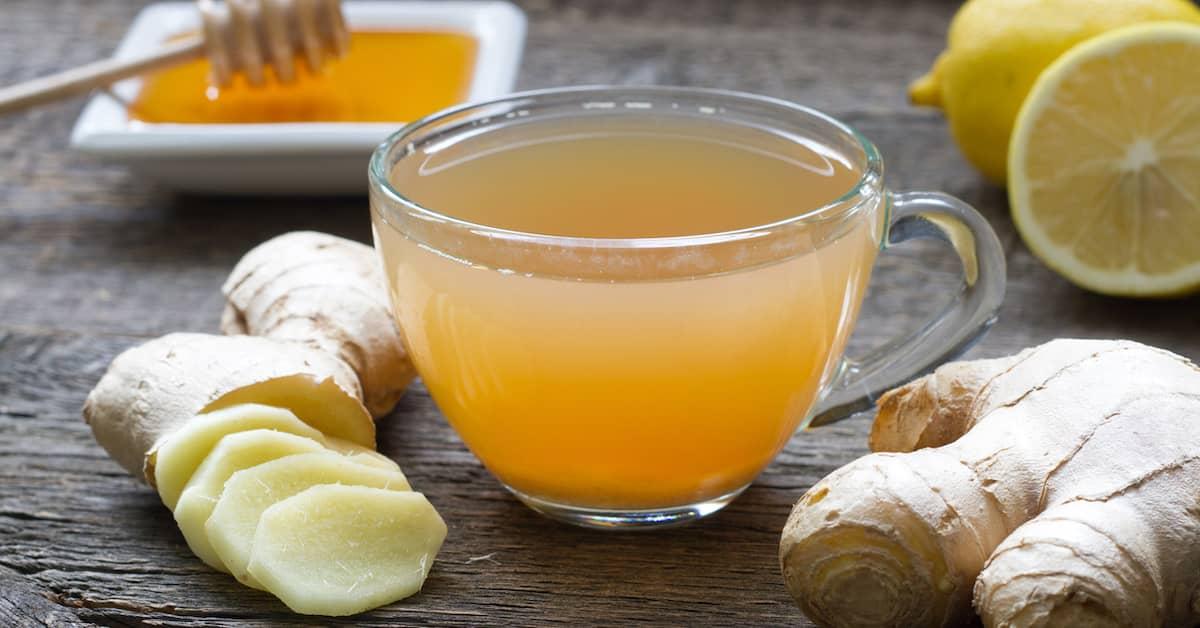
376,115,882,513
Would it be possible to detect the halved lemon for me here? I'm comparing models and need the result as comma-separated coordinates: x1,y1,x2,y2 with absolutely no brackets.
1009,22,1200,297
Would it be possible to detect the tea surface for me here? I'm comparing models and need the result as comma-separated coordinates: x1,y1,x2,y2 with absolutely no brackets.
390,114,861,238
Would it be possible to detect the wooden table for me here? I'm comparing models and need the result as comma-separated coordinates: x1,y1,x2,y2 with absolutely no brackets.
2,1,1197,625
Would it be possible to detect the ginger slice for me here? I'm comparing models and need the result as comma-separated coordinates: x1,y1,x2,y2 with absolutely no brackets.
324,436,403,471
201,372,375,448
173,428,327,571
247,485,446,616
154,404,326,510
206,451,411,583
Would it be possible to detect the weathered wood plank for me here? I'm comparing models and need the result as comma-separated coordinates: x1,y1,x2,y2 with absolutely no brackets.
0,565,85,628
2,0,1198,625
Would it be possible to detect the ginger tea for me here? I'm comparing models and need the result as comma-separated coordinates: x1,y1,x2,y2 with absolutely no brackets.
374,113,882,510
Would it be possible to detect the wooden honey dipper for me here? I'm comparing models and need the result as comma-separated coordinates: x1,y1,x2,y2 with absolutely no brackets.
0,0,348,116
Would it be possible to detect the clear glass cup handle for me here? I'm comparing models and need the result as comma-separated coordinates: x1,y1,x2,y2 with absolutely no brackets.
809,190,1006,427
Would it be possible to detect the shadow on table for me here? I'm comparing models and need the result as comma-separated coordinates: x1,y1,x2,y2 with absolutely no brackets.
166,192,376,243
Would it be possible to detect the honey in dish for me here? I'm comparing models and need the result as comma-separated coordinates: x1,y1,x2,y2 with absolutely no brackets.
376,115,883,509
130,30,478,123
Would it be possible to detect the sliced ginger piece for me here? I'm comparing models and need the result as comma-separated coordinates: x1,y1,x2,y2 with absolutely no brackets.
325,436,403,471
201,373,376,449
154,404,326,510
247,485,446,616
206,451,411,583
173,429,327,572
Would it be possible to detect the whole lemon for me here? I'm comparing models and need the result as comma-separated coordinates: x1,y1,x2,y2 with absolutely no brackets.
910,0,1200,184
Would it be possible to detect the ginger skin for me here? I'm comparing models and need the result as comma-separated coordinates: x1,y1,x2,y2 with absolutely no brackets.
780,339,1200,627
83,332,373,483
88,231,415,483
221,231,415,418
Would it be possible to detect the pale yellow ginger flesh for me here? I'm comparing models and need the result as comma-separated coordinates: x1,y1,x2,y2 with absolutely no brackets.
83,332,375,486
221,231,416,418
203,373,375,448
206,451,412,584
173,428,327,571
780,339,1200,627
246,485,447,616
154,404,326,510
324,436,404,471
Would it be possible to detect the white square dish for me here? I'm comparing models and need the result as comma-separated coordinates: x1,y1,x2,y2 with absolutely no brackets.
70,1,526,194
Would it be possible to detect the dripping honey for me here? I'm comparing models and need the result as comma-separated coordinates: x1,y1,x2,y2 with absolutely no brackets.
130,30,478,123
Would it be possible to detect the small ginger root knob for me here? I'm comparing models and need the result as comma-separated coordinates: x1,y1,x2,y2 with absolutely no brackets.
780,339,1200,627
221,231,415,418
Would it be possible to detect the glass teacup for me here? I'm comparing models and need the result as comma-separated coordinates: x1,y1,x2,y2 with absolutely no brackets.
369,86,1004,529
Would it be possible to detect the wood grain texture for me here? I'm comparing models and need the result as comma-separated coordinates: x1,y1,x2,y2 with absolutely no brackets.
1,0,1198,625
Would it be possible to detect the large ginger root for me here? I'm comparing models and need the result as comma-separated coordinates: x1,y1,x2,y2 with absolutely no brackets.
221,231,415,417
780,339,1200,627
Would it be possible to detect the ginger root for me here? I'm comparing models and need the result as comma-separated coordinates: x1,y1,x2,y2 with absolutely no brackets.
83,231,441,616
780,339,1200,627
221,231,415,418
83,332,374,486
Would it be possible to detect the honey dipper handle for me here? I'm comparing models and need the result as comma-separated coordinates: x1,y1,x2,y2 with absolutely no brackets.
0,37,205,117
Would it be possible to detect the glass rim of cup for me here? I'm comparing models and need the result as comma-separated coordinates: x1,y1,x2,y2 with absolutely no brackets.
369,85,885,251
